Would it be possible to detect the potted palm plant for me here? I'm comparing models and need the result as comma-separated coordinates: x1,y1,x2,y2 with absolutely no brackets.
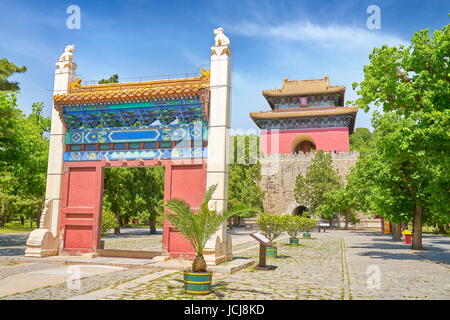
284,215,303,245
164,184,249,295
257,213,285,258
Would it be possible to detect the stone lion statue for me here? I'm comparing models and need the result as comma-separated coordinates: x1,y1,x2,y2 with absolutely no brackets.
59,44,76,61
214,27,230,46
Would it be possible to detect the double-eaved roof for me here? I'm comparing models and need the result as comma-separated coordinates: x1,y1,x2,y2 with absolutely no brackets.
262,76,345,98
251,76,357,132
250,106,358,119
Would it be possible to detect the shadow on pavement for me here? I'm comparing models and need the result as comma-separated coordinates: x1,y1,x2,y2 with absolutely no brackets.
102,227,163,239
0,247,26,256
0,233,29,247
349,231,450,267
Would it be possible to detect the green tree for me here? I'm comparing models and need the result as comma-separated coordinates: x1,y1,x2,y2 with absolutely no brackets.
350,23,450,250
103,167,130,234
129,167,165,234
256,213,285,243
103,166,165,234
228,134,265,227
0,92,49,228
316,184,360,229
98,74,119,84
294,150,341,219
0,59,27,91
349,128,372,151
283,215,306,239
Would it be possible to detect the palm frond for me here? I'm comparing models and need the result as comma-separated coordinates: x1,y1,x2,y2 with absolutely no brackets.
163,185,257,256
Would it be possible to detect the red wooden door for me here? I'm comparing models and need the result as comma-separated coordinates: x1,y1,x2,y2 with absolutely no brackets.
60,164,104,253
163,163,206,258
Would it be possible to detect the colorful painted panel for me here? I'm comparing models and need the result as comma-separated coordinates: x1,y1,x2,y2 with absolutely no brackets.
61,96,208,162
64,147,207,162
65,124,207,145
62,98,202,112
61,99,205,130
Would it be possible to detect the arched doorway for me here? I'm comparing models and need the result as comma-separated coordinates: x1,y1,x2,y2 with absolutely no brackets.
294,141,316,153
290,134,316,154
292,206,309,217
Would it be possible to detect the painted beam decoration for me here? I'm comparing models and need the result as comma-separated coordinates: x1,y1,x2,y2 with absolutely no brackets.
54,71,211,162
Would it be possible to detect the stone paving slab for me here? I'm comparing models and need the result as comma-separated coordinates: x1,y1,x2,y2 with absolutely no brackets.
0,264,125,298
342,231,450,300
1,230,449,300
97,234,345,300
67,270,178,300
2,267,157,300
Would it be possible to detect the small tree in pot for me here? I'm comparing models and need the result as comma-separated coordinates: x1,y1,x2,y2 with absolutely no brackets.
164,184,250,294
301,217,318,239
257,213,286,257
284,215,303,245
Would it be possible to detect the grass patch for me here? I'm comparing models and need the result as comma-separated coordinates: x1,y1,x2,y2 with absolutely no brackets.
0,221,37,233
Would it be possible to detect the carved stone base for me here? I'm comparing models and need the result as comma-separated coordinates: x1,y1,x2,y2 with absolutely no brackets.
225,234,233,262
24,229,59,258
203,235,231,266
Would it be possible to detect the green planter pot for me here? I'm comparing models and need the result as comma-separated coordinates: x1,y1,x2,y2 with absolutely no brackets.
266,246,278,258
303,232,311,239
289,237,299,245
183,271,212,295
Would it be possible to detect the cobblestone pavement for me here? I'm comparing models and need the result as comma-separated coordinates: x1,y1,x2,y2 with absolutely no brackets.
345,231,450,299
101,227,257,251
0,230,449,300
2,267,157,300
0,232,29,257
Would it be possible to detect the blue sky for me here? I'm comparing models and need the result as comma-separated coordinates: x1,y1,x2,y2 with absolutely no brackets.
0,0,448,131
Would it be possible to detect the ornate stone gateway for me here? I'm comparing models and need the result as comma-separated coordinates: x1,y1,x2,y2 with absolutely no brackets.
25,29,232,265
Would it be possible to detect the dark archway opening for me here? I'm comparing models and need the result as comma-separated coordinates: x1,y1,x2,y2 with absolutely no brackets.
292,206,309,217
294,141,316,153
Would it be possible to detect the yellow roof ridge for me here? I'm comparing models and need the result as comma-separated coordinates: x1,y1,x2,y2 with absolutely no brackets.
69,68,210,93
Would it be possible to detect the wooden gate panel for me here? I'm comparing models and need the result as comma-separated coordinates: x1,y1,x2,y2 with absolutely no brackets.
60,164,103,253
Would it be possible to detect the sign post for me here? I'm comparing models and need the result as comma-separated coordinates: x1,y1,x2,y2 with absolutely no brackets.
250,233,273,270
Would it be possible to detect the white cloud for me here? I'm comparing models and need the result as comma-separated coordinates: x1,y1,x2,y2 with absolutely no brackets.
181,48,209,70
230,21,408,50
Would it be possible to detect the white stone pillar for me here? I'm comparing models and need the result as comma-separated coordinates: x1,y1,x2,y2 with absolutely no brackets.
25,45,76,257
203,28,232,265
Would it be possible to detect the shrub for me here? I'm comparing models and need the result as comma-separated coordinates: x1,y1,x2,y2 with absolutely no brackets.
101,210,118,236
283,215,304,238
257,213,286,243
301,217,318,233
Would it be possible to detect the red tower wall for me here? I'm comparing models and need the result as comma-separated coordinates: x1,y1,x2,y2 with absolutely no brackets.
260,127,350,154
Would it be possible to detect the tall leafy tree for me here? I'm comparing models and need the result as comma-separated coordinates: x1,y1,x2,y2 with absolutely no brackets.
103,167,133,234
103,166,165,234
294,150,341,219
350,23,450,249
316,183,360,229
228,135,265,226
0,59,27,91
129,167,165,234
0,92,49,227
350,128,372,151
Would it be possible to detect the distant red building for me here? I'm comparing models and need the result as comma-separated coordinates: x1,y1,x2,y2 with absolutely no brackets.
250,77,358,154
